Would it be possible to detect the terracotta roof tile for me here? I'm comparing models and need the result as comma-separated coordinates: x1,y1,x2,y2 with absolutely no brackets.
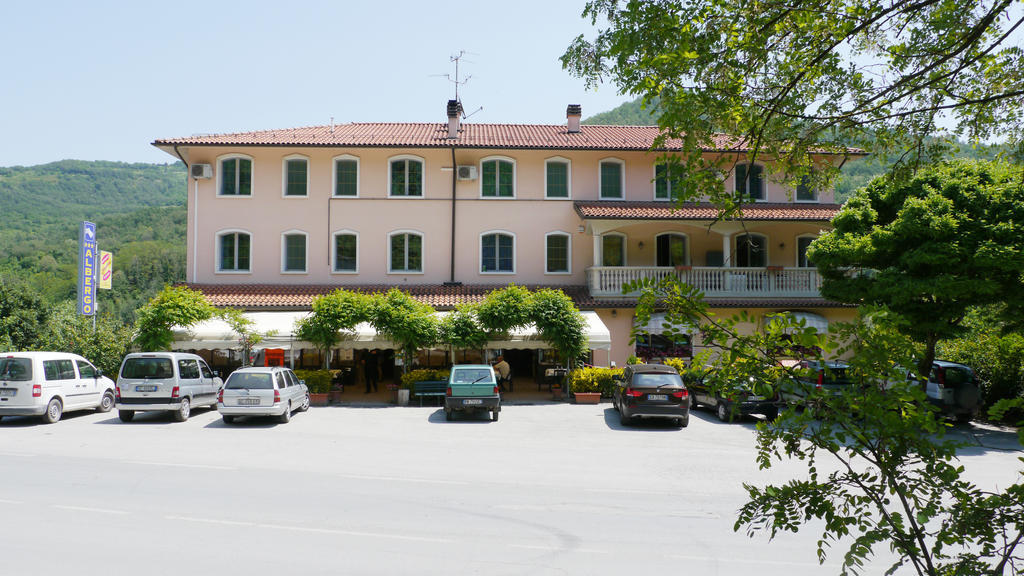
155,123,861,155
184,283,849,311
574,201,841,221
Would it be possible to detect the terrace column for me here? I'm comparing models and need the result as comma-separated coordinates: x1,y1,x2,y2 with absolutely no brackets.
722,233,732,268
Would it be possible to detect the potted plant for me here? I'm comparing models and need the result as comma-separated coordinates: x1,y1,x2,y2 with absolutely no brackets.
295,369,331,406
567,366,622,404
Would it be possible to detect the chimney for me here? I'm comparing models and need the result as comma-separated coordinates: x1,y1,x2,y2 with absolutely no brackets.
447,99,463,139
567,104,582,133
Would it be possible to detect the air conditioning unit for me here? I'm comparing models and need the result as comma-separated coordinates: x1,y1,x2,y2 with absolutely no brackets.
456,165,477,181
191,163,213,179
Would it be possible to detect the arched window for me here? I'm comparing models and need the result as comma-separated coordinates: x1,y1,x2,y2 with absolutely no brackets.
218,154,253,196
796,173,818,202
388,155,424,197
735,233,768,267
481,231,515,273
282,154,308,197
602,233,626,267
735,163,764,200
599,158,625,199
545,157,571,199
281,231,307,273
480,156,516,198
389,231,423,273
333,154,360,197
796,235,817,267
333,231,358,273
655,233,688,267
217,230,251,272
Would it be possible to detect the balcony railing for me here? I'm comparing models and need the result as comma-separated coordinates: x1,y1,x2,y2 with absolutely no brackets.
587,266,822,298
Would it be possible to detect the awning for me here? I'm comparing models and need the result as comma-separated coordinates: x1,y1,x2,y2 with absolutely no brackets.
171,310,611,352
633,312,697,335
773,310,829,333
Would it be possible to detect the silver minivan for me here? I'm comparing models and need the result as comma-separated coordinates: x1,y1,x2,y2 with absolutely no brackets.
0,352,116,424
115,352,222,422
217,366,309,424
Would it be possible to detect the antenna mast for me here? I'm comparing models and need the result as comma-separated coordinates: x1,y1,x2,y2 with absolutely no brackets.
437,50,482,119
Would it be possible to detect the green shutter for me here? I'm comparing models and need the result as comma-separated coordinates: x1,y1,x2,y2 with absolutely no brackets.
286,159,306,196
482,161,497,197
336,234,357,270
336,160,357,196
285,235,305,271
498,161,514,197
407,234,422,270
238,159,252,195
408,161,422,196
221,234,235,269
601,162,622,198
222,159,237,195
655,164,669,199
391,234,406,269
547,235,568,272
546,162,568,198
237,234,250,270
391,161,406,196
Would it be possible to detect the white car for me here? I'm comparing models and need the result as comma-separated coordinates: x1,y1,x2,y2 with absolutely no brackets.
116,352,222,422
0,352,116,424
218,366,309,424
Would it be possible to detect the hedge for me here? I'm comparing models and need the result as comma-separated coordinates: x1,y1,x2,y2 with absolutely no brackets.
567,367,623,397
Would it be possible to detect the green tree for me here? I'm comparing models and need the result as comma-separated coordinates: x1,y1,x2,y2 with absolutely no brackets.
438,305,488,363
529,289,588,367
0,280,49,350
220,308,272,367
562,0,1024,211
39,301,133,376
476,284,533,335
134,285,216,351
811,160,1024,374
368,289,439,375
294,289,370,369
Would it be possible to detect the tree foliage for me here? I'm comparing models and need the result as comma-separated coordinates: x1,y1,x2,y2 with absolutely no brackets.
295,290,371,369
562,0,1024,211
529,288,589,364
476,284,534,335
369,289,440,374
0,280,49,351
38,301,133,376
134,285,215,351
811,160,1024,373
438,305,489,352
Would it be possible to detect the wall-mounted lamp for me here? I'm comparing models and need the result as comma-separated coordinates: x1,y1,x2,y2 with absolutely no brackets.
638,241,645,249
611,309,618,317
778,242,785,249
578,225,586,233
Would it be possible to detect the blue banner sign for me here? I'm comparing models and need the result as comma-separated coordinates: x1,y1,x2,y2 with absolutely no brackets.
78,221,97,316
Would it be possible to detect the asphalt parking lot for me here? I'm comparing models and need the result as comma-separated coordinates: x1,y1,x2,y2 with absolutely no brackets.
1,402,1019,575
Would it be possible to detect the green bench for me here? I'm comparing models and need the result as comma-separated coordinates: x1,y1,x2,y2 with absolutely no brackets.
412,380,448,406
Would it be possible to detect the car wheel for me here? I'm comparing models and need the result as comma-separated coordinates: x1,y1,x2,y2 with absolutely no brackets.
955,413,973,424
42,398,63,424
222,415,235,425
678,416,689,428
716,402,733,423
491,410,499,422
300,393,311,412
278,403,291,424
97,391,115,413
445,408,453,422
118,410,135,423
619,410,631,426
172,398,191,422
690,394,699,411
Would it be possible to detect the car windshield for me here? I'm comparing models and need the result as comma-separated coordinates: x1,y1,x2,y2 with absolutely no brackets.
452,369,493,384
0,358,32,381
121,357,174,379
633,373,683,388
225,372,274,390
941,367,973,386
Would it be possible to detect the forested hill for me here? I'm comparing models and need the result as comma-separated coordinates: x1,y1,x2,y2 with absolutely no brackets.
0,160,186,320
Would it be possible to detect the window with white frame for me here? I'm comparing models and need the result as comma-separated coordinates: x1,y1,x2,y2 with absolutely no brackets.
656,233,688,266
333,232,358,273
545,158,570,199
735,233,768,267
334,155,359,197
217,231,251,272
602,233,626,266
281,232,307,273
797,236,816,267
283,156,308,197
481,232,514,273
735,163,765,200
389,156,423,197
796,173,818,201
219,156,252,196
389,232,423,272
600,159,624,199
481,157,515,198
545,232,571,273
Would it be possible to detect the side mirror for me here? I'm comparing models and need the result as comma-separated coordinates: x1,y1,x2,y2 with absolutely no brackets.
95,369,103,378
299,380,306,386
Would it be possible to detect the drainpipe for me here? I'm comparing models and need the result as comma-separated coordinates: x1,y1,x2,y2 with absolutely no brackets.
448,145,459,285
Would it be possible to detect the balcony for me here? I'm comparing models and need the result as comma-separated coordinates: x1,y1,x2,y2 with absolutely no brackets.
586,266,822,298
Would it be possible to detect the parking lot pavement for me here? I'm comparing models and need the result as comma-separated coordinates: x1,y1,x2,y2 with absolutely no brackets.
0,404,1019,575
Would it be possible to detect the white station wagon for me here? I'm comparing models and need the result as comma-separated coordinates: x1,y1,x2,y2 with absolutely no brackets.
217,366,309,424
0,352,116,424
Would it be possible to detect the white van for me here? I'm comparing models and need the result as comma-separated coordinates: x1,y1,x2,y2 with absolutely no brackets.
0,352,116,424
116,352,222,422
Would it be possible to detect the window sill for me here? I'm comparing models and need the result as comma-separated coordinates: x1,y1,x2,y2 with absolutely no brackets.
215,270,252,274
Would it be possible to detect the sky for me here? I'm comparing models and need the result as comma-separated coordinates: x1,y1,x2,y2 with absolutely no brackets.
0,1,630,167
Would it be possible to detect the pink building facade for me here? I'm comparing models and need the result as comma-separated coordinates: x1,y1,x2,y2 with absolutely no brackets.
154,103,858,369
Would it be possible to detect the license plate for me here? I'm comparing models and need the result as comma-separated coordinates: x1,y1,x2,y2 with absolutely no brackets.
0,388,14,397
136,385,157,392
238,398,261,406
462,399,482,405
647,394,667,401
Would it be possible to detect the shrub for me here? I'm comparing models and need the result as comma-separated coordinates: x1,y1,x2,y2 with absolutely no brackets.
567,366,623,397
400,368,451,390
294,369,332,394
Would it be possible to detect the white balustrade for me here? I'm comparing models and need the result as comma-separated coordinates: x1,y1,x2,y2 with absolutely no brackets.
586,266,822,298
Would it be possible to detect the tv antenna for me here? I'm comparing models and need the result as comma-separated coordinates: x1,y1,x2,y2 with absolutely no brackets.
432,50,482,119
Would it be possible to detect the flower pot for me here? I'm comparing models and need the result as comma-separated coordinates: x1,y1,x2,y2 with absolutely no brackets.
574,392,601,404
674,265,692,271
309,393,329,406
328,390,343,403
551,386,564,401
